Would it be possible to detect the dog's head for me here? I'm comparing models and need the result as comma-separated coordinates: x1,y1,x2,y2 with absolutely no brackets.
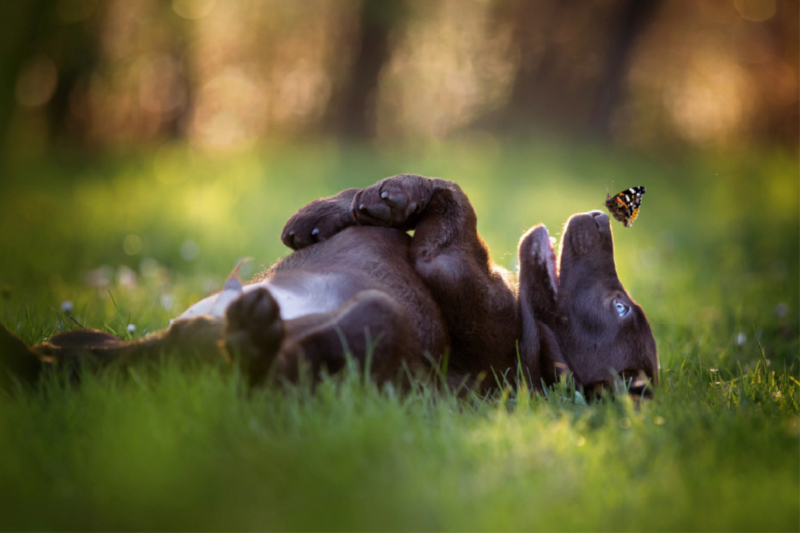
519,211,657,398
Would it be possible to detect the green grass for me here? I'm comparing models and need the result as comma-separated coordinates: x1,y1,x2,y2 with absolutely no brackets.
0,140,798,531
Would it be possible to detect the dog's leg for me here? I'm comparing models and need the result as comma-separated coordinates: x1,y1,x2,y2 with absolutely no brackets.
0,315,229,392
27,316,227,378
352,174,519,378
281,188,360,250
223,287,285,385
225,287,416,386
282,289,417,385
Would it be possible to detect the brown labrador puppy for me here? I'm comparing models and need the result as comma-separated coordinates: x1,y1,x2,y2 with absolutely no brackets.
554,211,658,396
0,175,656,396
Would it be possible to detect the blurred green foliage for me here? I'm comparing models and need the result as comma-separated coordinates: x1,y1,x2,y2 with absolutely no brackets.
0,142,798,530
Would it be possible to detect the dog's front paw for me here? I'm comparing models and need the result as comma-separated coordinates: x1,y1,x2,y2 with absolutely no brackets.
224,288,284,383
281,189,359,250
352,174,433,229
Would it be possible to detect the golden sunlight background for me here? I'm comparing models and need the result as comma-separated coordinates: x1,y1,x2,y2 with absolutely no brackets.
3,0,797,155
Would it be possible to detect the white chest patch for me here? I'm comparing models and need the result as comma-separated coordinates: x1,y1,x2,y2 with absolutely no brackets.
176,275,343,322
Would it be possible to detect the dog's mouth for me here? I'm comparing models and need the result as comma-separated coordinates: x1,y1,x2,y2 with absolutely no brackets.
583,372,655,401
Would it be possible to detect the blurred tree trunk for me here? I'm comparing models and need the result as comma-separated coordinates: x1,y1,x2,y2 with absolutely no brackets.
590,0,660,137
326,0,406,139
46,13,102,142
474,0,580,133
0,0,50,150
0,0,103,148
501,0,564,130
756,0,799,144
476,0,657,139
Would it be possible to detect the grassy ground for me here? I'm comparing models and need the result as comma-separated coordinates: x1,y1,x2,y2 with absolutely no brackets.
0,140,798,531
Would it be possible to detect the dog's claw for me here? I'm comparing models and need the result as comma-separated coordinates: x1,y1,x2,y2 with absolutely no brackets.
311,228,319,236
381,191,389,199
387,192,408,210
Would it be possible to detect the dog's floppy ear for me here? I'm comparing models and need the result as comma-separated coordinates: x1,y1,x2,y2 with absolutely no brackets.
517,224,573,388
535,320,572,387
518,224,560,330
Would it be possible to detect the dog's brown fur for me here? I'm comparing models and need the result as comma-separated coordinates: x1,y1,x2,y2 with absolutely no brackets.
0,174,656,395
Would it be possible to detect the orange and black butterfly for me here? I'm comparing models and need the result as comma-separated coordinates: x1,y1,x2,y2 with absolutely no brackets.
606,186,645,227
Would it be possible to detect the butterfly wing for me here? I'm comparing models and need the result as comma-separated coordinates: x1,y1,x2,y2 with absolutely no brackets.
605,186,645,227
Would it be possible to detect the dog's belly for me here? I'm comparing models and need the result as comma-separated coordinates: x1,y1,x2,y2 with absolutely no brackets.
176,274,348,321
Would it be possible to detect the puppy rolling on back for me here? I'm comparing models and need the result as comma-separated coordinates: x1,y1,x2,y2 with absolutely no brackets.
0,175,656,397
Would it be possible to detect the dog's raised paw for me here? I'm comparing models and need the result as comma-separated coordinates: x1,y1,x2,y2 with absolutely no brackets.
281,191,359,250
282,209,345,249
352,174,429,229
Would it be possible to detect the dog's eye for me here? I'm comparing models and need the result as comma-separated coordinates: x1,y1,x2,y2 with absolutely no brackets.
614,301,629,318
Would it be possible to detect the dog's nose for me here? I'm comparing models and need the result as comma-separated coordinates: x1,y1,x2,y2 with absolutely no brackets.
588,210,609,230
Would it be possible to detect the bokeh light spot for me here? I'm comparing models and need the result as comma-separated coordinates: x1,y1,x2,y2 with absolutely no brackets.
123,234,142,256
172,0,216,20
181,240,200,261
734,0,776,22
15,56,59,107
57,0,98,23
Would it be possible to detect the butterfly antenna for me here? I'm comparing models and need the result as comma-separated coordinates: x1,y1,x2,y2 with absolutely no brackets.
604,178,614,202
604,178,614,197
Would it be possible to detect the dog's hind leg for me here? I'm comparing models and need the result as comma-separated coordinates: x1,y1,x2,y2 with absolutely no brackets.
223,287,285,385
16,316,228,385
282,289,417,385
224,287,416,386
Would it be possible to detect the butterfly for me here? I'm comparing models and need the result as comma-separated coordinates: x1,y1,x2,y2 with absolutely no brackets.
605,186,646,227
